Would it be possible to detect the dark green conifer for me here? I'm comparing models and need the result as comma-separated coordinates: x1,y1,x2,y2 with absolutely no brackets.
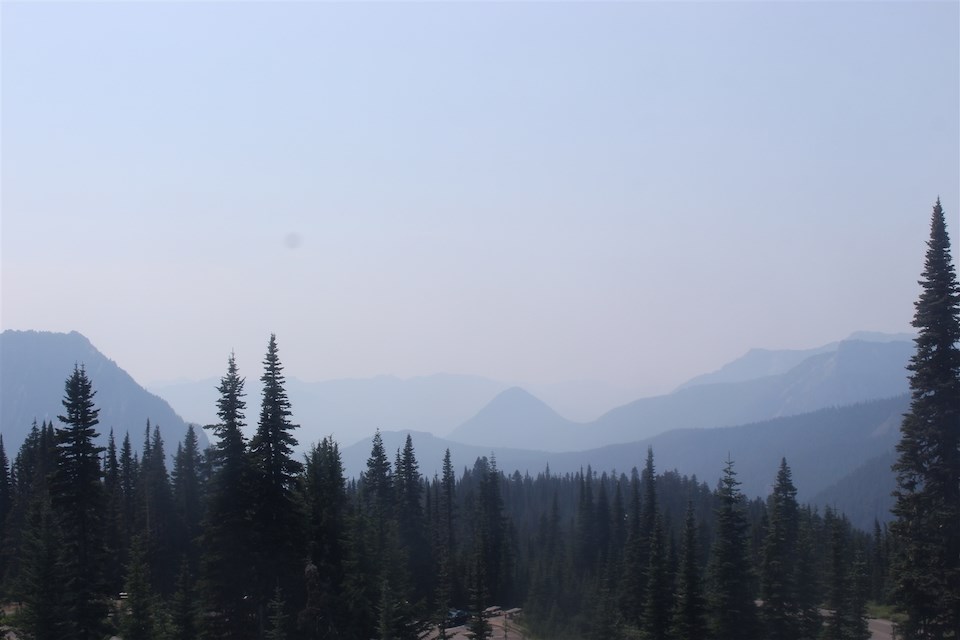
707,458,759,640
172,424,203,565
199,352,256,640
0,435,10,554
121,535,156,640
891,198,960,640
51,364,108,640
17,496,67,640
301,436,348,636
762,458,801,640
249,334,306,626
642,514,671,640
673,502,707,640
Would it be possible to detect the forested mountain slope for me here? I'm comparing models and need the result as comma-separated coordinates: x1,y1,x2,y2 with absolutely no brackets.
0,330,201,454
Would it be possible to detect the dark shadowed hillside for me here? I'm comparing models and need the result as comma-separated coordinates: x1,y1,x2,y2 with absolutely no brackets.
0,330,201,454
811,450,898,530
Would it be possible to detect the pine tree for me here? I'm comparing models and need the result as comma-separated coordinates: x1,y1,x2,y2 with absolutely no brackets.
301,436,348,636
169,558,198,640
395,433,429,602
51,364,108,639
673,502,707,640
119,431,137,551
821,509,869,640
707,458,759,640
0,434,11,591
642,515,672,640
249,334,306,629
795,514,823,640
172,424,203,564
435,448,458,639
621,466,645,626
891,198,960,640
121,535,157,640
17,496,68,640
103,429,125,593
199,352,257,640
0,435,11,548
762,458,802,640
575,467,597,573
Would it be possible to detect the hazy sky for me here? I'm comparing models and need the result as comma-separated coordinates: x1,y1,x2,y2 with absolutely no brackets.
2,1,958,397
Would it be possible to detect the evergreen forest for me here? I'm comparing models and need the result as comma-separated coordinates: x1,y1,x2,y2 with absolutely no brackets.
0,201,957,640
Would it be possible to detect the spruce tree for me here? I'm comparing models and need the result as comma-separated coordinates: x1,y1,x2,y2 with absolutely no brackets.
17,496,68,640
891,198,960,640
121,535,156,640
822,509,870,640
302,436,348,636
762,458,801,640
103,429,124,593
396,433,430,602
0,436,10,542
172,424,203,563
169,558,199,640
51,364,108,639
707,458,759,640
137,422,176,594
642,515,672,640
673,502,707,640
249,334,305,629
199,352,256,640
621,466,644,626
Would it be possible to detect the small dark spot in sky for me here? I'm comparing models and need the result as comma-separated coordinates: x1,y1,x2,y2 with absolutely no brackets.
284,232,302,249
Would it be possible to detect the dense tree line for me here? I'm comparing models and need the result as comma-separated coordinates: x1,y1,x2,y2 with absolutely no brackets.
1,350,885,640
0,201,955,639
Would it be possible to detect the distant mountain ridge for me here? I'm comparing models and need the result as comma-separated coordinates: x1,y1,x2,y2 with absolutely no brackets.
676,331,914,390
344,394,907,519
447,387,581,451
0,330,202,456
150,373,512,448
448,337,913,452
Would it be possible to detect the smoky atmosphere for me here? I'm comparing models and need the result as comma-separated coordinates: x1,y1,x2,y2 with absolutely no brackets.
0,2,958,640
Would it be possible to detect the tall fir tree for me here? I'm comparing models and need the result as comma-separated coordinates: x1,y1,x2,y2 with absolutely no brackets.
672,501,707,640
51,364,108,639
821,509,870,640
249,334,306,630
892,198,960,640
301,436,348,637
0,435,10,549
17,495,68,640
137,422,176,594
395,433,430,602
121,535,157,640
642,514,672,640
621,466,644,626
707,458,759,640
200,352,257,640
171,424,203,565
761,458,802,640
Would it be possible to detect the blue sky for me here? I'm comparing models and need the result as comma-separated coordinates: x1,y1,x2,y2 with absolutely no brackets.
2,1,958,397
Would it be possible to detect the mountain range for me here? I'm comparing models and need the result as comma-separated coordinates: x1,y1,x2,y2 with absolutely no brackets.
447,337,913,451
148,333,913,452
0,330,203,456
347,393,907,530
1,329,914,529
